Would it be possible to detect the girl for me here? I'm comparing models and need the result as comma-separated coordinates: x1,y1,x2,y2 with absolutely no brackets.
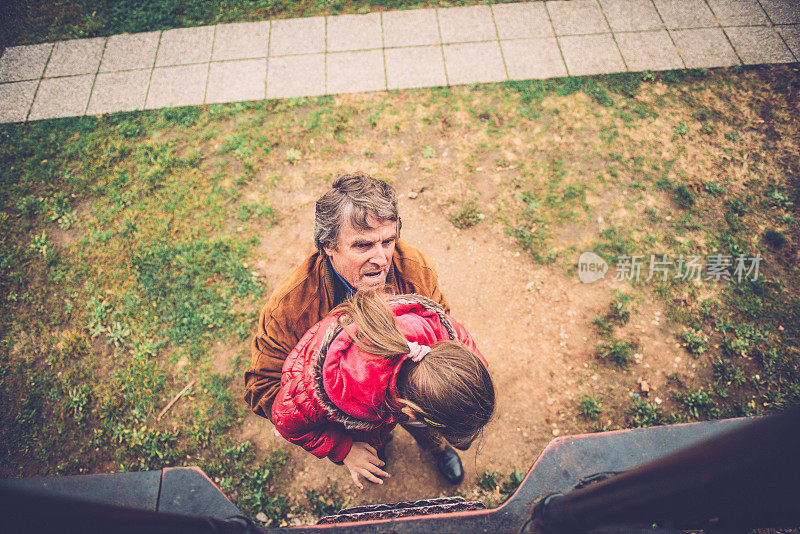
271,292,495,488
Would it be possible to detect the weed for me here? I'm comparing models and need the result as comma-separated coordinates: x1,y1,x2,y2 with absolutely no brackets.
306,484,347,518
17,196,43,219
672,184,696,208
763,229,787,249
673,122,689,136
477,471,500,492
286,148,302,165
593,294,634,338
500,469,525,501
676,389,720,421
628,398,667,428
578,395,602,420
681,329,709,356
712,358,746,387
67,385,91,424
596,339,635,368
237,451,290,526
449,200,483,229
592,316,614,337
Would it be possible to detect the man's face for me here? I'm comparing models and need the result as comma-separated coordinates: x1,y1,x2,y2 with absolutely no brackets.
324,215,397,292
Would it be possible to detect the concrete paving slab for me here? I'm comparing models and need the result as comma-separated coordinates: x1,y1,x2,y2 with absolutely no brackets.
501,38,568,80
44,37,106,77
615,30,684,71
776,25,800,61
28,74,94,120
155,26,214,66
725,25,795,64
328,13,382,52
600,0,664,32
653,0,717,29
492,2,554,39
706,0,769,26
101,32,159,72
759,0,800,24
382,9,441,47
385,45,446,89
269,16,326,56
0,43,53,82
206,59,267,103
437,5,497,43
145,64,208,108
671,28,740,67
266,54,326,98
548,0,610,36
0,81,38,122
87,69,150,114
212,22,270,61
442,41,506,84
559,33,626,75
327,50,386,94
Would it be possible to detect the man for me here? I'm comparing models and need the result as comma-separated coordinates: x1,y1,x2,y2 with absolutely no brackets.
244,171,465,484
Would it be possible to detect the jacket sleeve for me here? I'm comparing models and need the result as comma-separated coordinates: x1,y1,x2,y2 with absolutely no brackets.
243,305,297,421
271,343,353,462
272,394,354,462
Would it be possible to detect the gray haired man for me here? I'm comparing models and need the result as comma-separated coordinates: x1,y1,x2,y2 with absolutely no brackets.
244,171,466,484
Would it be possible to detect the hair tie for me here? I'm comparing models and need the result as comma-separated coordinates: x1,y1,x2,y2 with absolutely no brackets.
407,341,431,362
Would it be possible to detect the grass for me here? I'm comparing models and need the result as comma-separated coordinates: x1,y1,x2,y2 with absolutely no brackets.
1,64,800,523
1,0,522,48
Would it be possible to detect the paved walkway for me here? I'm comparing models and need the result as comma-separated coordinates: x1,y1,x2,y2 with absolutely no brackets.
0,0,798,124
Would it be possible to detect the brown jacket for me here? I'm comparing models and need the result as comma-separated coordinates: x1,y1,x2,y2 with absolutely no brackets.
244,241,449,421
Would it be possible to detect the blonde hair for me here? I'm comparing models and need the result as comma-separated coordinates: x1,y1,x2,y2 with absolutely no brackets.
337,292,495,449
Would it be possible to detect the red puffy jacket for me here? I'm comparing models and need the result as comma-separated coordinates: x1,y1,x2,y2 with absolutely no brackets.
271,295,485,463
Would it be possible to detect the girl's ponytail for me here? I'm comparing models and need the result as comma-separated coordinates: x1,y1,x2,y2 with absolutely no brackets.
337,291,409,358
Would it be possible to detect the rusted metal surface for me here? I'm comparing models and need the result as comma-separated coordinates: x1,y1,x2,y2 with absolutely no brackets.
317,497,486,524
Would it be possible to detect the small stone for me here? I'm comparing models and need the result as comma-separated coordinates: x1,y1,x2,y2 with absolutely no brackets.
256,512,268,522
640,381,650,395
476,167,483,172
525,281,536,292
655,397,663,404
408,191,418,199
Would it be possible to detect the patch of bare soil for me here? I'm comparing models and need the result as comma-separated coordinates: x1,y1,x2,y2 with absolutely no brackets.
231,183,701,511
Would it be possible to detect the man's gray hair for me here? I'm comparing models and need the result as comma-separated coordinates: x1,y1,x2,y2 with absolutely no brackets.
314,172,401,253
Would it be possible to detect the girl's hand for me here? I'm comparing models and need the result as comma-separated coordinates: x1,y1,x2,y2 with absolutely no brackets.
342,442,390,489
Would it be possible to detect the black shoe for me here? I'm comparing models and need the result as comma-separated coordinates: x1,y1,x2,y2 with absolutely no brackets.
433,445,464,484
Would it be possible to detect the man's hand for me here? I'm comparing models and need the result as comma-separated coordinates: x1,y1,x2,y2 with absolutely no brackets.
342,442,389,489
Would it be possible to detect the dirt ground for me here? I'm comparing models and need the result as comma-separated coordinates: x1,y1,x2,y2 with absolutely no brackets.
235,169,693,512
